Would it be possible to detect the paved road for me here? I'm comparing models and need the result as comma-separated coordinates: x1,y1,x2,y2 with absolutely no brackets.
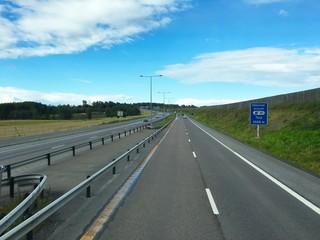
0,119,149,166
0,124,160,239
98,117,320,240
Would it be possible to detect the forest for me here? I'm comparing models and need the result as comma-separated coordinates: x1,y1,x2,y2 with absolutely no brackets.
0,101,141,120
0,101,194,120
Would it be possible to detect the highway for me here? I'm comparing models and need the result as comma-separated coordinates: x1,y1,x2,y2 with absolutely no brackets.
97,116,320,240
0,118,150,166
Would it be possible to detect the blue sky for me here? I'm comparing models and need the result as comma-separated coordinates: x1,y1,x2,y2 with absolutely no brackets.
0,0,319,106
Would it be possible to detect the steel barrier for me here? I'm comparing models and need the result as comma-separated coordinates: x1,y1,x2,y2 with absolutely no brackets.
0,165,3,197
2,124,149,179
0,174,47,235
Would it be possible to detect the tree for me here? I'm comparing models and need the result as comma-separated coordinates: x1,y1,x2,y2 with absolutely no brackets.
58,105,73,120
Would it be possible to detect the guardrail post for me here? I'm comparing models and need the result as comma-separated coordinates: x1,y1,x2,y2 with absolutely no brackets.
124,131,126,136
102,138,105,145
26,229,33,240
40,176,44,198
86,176,91,198
0,165,3,197
10,177,14,198
47,153,51,166
136,144,139,153
143,142,145,148
90,141,92,150
112,159,116,175
148,139,150,143
129,129,131,135
72,146,76,156
111,135,114,142
118,133,121,139
127,149,130,161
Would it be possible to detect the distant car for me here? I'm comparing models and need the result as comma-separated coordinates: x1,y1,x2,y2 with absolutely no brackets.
143,119,149,122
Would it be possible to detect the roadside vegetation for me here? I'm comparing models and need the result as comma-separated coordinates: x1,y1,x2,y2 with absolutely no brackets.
185,101,320,176
152,114,175,129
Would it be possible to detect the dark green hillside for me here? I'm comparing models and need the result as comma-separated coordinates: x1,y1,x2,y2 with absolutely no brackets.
187,101,320,176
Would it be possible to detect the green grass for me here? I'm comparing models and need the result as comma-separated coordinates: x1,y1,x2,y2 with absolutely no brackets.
0,113,150,139
152,115,175,129
185,101,320,176
0,193,52,234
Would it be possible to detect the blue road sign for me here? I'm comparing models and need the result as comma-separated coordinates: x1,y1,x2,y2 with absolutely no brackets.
250,102,268,125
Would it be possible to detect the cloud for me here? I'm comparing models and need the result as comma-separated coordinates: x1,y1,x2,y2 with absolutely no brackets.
175,98,242,107
158,47,320,87
244,0,292,4
73,79,93,84
0,86,134,105
0,0,190,58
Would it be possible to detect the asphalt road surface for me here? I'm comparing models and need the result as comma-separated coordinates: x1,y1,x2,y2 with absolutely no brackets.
97,116,320,240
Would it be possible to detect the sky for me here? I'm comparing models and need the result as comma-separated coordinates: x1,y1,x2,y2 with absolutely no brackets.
0,0,319,107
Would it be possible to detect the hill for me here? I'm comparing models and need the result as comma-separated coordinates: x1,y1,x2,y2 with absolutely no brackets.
186,91,320,177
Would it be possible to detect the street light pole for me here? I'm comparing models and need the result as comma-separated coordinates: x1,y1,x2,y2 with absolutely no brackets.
158,91,171,113
166,97,174,113
140,75,162,114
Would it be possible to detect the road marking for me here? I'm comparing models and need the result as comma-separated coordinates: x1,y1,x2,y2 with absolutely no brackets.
193,151,197,158
51,144,65,149
188,139,191,142
191,120,320,215
80,120,175,240
206,188,219,215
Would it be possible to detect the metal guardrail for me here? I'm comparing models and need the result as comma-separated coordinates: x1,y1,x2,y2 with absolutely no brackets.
2,124,149,179
0,174,47,235
0,118,173,240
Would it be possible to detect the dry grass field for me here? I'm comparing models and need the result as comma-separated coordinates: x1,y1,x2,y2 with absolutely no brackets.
0,114,147,139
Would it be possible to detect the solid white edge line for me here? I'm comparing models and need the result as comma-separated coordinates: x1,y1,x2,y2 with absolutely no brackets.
191,120,320,215
193,151,197,158
206,188,219,215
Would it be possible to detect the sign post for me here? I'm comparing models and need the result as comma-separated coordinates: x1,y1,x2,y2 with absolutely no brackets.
250,102,268,138
117,111,123,122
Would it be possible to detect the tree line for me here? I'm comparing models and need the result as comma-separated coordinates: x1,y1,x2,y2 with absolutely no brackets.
0,101,141,120
0,100,197,120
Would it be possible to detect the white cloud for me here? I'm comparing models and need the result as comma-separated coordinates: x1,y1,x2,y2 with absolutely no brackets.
158,47,320,87
0,86,134,105
244,0,292,4
175,98,242,107
0,0,190,58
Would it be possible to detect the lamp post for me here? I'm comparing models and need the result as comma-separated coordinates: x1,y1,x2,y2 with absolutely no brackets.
166,97,174,113
140,75,162,114
158,91,171,113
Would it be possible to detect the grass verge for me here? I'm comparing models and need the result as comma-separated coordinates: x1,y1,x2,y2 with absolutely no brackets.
186,101,320,176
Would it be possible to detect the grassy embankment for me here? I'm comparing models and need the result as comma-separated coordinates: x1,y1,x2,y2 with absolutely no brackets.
0,113,150,139
186,101,320,176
